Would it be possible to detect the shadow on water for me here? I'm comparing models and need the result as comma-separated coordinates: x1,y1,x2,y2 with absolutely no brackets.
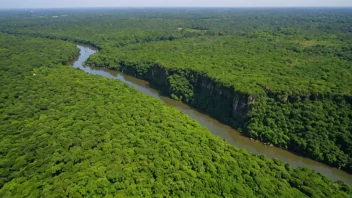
72,44,352,185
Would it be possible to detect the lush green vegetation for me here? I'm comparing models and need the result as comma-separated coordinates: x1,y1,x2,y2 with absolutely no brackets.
2,7,351,172
86,37,352,172
82,9,352,172
2,8,351,49
1,33,350,197
249,97,352,170
1,8,352,196
86,35,352,96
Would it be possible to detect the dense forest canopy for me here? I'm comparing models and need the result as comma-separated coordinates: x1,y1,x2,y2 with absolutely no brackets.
0,8,352,196
13,8,348,172
86,35,351,96
77,9,351,172
2,8,351,96
1,33,350,197
1,8,351,48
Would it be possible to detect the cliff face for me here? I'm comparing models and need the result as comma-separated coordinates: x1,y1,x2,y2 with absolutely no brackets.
192,73,253,129
88,58,352,173
122,64,254,130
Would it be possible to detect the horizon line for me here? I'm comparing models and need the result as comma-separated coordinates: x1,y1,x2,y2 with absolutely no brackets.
1,6,352,10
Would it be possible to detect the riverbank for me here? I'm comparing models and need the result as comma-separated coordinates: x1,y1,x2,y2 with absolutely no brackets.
75,45,352,185
86,50,352,173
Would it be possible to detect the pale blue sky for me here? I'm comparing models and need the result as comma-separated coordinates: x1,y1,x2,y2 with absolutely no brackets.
1,0,351,9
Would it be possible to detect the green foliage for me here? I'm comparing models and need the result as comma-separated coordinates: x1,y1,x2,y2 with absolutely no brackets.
87,35,351,97
0,32,350,197
167,74,194,102
76,9,352,172
248,97,352,171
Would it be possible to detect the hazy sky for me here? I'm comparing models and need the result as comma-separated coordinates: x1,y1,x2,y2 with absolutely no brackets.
1,0,352,9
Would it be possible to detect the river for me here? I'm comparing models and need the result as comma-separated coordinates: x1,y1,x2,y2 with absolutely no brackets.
72,44,352,185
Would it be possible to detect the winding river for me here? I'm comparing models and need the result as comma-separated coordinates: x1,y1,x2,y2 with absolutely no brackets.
72,44,352,185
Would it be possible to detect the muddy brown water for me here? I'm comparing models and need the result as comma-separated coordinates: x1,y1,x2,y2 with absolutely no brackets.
72,44,352,185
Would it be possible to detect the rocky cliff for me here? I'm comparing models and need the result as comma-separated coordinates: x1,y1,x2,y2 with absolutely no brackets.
120,64,255,130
